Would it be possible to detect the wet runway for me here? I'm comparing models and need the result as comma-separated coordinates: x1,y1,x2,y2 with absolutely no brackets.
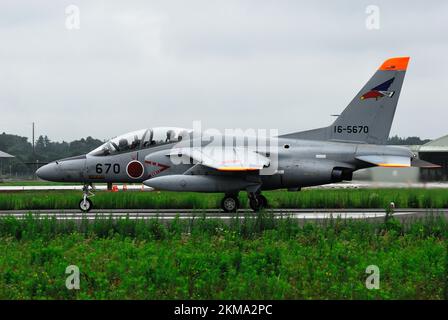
3,182,448,191
0,208,445,222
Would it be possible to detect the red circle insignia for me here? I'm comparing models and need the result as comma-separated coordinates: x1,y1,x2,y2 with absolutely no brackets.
126,160,144,179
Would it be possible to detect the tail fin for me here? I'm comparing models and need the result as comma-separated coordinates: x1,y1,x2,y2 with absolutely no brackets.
281,57,410,144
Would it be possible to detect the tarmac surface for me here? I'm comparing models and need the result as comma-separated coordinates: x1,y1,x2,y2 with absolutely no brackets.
0,208,445,222
2,181,448,191
1,182,447,222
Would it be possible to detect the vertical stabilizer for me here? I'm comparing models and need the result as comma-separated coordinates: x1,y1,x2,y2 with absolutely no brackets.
280,57,410,144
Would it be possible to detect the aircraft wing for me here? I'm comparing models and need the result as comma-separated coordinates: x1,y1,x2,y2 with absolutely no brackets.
168,146,270,171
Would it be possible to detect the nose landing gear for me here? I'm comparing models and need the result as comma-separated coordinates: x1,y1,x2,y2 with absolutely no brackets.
79,184,95,212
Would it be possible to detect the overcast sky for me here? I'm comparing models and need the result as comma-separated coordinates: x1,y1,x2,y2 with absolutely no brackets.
1,0,447,142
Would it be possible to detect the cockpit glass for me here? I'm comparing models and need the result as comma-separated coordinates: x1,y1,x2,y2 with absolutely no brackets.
88,129,147,156
153,128,190,144
88,127,191,156
110,129,147,152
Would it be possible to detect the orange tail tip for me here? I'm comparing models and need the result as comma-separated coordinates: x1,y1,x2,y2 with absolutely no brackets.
379,57,410,71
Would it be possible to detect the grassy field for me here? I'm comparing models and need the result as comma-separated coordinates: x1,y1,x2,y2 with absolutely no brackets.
0,213,446,299
1,188,448,210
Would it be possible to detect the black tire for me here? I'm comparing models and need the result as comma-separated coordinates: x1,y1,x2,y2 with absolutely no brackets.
249,194,267,212
221,195,239,213
258,195,268,208
79,198,93,213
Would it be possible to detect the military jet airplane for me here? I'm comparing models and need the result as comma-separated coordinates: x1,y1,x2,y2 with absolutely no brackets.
36,56,435,212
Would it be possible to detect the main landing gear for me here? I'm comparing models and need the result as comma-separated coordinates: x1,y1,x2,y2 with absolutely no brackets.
220,192,268,213
248,192,268,212
221,193,240,213
79,183,95,212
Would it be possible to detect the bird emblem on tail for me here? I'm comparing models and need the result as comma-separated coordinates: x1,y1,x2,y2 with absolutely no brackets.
360,77,395,100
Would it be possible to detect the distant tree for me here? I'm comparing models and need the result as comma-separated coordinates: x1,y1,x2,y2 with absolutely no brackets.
69,136,103,157
387,135,431,145
0,133,103,178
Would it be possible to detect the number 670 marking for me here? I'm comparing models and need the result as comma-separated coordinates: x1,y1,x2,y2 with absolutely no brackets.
96,163,120,174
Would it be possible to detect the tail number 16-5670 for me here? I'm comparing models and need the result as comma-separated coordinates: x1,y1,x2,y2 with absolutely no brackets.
334,125,369,134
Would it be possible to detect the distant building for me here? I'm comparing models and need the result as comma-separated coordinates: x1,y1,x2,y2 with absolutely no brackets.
0,150,15,177
413,135,448,181
0,151,14,158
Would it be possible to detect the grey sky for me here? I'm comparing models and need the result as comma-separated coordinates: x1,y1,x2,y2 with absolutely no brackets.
1,0,447,142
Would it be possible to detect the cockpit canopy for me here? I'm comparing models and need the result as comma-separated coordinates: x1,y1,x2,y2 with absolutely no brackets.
89,127,192,156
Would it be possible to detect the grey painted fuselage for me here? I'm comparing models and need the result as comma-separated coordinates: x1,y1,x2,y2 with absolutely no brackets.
36,134,413,193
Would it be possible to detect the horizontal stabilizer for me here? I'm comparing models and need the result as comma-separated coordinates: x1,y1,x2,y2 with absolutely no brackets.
411,158,441,168
356,155,411,168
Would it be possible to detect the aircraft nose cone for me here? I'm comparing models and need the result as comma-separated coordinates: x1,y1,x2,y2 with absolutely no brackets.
36,162,60,181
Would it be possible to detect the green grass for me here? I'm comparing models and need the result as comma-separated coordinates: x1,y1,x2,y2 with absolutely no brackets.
1,188,448,210
0,213,446,299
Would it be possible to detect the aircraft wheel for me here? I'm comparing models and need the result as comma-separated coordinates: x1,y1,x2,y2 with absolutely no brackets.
221,195,239,213
258,195,268,208
79,198,93,212
249,194,266,212
249,198,261,212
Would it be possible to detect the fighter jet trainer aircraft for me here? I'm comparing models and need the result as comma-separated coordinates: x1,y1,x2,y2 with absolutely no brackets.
36,56,434,212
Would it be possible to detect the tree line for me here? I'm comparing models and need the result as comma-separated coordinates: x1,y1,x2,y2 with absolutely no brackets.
387,135,431,146
0,132,103,177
